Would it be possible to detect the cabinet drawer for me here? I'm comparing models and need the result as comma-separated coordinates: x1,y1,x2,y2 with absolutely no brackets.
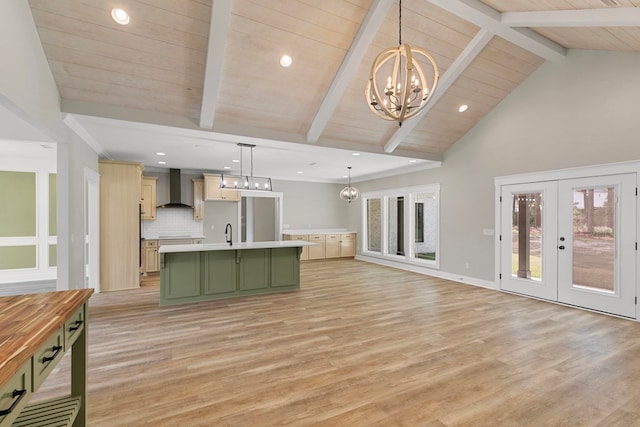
341,233,355,241
64,305,85,350
326,234,340,242
0,361,31,426
288,235,308,241
192,239,204,244
32,328,64,391
308,234,325,242
144,240,158,248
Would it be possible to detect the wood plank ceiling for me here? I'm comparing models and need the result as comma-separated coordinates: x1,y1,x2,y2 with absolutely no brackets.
27,0,640,160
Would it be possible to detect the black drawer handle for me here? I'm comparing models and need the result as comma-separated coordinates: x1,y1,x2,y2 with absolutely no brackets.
0,389,27,416
42,345,63,363
69,319,83,332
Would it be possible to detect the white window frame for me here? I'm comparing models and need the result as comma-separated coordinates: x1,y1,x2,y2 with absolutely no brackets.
361,184,440,269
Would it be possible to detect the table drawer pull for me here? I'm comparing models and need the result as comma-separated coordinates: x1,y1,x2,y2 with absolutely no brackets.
42,345,63,363
0,389,27,416
68,320,83,332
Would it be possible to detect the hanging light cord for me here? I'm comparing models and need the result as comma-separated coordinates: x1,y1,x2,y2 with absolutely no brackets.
398,0,402,46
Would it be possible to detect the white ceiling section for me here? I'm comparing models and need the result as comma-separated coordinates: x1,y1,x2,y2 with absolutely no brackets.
26,0,640,183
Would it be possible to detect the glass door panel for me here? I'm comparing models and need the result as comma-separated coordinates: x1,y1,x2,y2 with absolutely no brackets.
558,174,636,318
413,192,437,262
500,182,558,301
571,188,615,293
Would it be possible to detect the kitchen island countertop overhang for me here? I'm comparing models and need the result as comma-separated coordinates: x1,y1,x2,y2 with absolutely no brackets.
159,240,316,253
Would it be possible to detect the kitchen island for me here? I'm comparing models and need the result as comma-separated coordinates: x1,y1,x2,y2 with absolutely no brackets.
159,241,315,306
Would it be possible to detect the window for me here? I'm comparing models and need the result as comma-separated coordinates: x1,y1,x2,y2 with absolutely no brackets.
362,185,439,268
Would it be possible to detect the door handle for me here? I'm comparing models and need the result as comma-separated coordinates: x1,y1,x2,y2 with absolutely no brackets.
558,245,565,250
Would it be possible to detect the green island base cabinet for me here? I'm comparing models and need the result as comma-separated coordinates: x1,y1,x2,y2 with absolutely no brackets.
159,241,315,306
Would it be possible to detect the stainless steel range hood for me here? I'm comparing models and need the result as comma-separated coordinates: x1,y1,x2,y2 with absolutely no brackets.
157,168,193,209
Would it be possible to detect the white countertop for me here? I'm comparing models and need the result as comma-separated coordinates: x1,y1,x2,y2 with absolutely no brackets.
283,229,355,235
159,240,316,253
143,235,205,240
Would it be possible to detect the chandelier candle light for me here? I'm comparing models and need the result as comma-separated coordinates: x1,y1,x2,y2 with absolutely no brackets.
339,167,360,203
220,143,272,191
366,0,439,126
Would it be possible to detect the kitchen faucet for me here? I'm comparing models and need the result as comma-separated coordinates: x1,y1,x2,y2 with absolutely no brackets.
225,223,233,246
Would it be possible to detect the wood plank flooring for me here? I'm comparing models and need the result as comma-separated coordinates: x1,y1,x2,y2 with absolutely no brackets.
32,259,640,426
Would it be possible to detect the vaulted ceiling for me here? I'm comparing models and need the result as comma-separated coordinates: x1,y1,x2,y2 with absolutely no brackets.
26,0,640,181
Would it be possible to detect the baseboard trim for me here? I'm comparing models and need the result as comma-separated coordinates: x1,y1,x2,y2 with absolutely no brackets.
355,254,497,290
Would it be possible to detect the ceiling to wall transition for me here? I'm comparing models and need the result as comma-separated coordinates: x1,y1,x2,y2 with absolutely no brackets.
24,0,640,182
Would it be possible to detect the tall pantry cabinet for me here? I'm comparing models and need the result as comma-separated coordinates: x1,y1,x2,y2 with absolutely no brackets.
98,160,142,291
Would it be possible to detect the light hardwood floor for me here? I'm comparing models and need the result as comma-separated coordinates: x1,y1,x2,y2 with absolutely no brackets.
33,259,640,426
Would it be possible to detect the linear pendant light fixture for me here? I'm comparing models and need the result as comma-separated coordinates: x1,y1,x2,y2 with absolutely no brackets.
339,167,360,203
366,0,439,126
220,143,272,191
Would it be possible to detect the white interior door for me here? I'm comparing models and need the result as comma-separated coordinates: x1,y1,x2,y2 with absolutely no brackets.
500,174,636,318
557,174,636,318
500,182,558,301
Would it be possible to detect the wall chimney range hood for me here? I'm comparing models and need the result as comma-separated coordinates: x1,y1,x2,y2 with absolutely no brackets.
157,168,192,209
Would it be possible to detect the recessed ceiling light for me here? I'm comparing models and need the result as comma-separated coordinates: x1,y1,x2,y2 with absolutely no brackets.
352,152,361,156
111,8,130,25
280,55,292,67
223,166,231,170
158,161,166,165
156,152,165,156
458,104,468,113
232,159,240,163
409,159,417,163
297,171,303,174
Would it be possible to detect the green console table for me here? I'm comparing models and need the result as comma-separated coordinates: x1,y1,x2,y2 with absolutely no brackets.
159,241,314,306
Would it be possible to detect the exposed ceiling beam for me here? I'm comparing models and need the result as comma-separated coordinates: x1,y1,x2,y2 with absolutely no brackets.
199,0,232,129
306,0,394,144
502,8,640,27
427,0,566,62
384,29,493,153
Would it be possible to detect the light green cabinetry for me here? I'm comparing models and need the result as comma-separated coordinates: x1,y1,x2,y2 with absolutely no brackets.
239,249,269,291
162,252,200,300
204,251,236,295
160,247,301,306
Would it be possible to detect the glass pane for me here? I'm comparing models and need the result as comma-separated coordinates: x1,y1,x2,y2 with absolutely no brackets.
0,245,37,270
511,193,542,281
414,192,437,261
387,196,404,256
367,198,381,252
0,171,36,237
572,187,615,293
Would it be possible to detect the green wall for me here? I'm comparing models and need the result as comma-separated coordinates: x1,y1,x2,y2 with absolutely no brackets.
0,171,36,237
0,246,36,270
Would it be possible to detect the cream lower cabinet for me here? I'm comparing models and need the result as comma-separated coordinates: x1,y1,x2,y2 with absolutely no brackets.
143,240,159,274
283,233,356,260
283,235,309,260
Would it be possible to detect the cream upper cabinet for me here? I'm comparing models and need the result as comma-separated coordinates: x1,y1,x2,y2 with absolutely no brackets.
203,174,240,202
141,176,158,220
192,178,204,220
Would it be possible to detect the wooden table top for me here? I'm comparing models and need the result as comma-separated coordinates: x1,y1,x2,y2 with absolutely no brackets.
0,289,93,387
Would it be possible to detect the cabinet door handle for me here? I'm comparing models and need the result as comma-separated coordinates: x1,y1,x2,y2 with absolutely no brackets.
0,389,27,416
69,319,83,333
42,345,63,363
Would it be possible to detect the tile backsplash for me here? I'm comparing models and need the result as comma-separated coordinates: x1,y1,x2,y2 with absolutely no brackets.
142,208,203,237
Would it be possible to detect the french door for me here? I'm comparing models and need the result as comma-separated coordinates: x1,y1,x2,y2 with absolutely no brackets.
500,174,636,318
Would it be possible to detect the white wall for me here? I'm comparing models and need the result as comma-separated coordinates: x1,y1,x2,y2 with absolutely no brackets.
352,50,640,283
0,1,63,140
273,179,353,230
0,3,99,291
